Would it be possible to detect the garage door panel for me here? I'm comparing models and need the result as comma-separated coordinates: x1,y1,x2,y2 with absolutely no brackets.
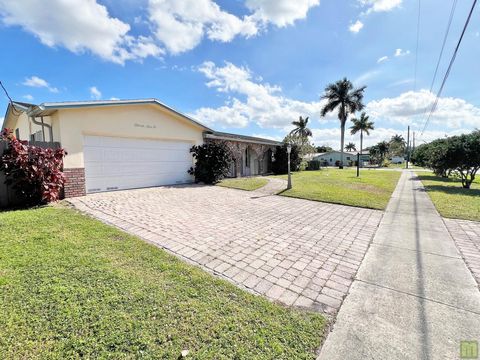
84,136,195,193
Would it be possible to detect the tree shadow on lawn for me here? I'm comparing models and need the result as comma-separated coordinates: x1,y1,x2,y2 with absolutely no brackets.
423,184,480,197
418,174,480,185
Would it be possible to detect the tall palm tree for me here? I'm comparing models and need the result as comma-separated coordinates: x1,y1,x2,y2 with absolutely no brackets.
345,142,356,152
321,78,366,169
350,112,374,154
290,116,312,146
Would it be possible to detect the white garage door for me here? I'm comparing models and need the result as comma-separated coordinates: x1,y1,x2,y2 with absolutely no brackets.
84,136,194,193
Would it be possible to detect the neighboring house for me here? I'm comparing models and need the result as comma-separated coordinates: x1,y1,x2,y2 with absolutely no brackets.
312,150,370,166
3,99,281,197
390,156,405,164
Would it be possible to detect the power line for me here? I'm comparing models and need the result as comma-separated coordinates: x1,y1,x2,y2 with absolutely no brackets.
0,80,23,117
0,80,14,104
421,0,478,135
413,0,421,92
427,0,458,93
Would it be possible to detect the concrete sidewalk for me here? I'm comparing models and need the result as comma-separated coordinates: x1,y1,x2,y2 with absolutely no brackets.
318,171,480,360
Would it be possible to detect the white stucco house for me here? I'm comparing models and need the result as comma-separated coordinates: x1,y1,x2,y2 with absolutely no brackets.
3,99,281,197
311,150,370,166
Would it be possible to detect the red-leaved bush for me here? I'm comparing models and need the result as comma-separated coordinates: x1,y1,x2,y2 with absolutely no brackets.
0,128,67,204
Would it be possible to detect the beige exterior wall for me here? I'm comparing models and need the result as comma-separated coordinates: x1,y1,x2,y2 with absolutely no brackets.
9,112,54,142
55,104,205,168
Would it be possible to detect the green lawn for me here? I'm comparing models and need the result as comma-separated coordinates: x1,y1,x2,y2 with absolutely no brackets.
275,169,401,210
0,207,325,359
217,177,268,191
417,173,480,221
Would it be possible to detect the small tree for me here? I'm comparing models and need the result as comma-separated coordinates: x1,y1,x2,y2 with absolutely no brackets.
271,143,301,175
188,142,233,184
316,145,333,153
442,132,480,188
414,131,480,188
1,128,66,204
411,142,431,168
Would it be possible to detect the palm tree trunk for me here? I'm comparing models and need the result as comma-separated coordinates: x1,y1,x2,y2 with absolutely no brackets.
359,130,363,168
360,130,363,153
340,120,345,169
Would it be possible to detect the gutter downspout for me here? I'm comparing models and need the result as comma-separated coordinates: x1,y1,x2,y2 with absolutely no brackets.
26,105,53,143
30,116,53,143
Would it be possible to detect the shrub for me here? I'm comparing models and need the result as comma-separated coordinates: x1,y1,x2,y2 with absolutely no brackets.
271,143,301,174
307,160,321,171
413,131,480,188
380,159,391,168
299,160,308,171
1,128,67,204
188,142,233,184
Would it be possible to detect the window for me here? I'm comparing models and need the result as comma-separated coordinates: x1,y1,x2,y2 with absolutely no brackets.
245,148,250,167
347,157,351,160
15,128,20,139
31,130,43,142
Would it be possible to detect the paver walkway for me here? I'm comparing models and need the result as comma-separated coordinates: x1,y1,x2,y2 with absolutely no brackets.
445,219,480,287
318,171,480,359
69,184,382,313
255,177,287,195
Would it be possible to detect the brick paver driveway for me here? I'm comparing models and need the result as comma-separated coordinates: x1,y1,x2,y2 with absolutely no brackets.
445,218,480,287
69,185,382,313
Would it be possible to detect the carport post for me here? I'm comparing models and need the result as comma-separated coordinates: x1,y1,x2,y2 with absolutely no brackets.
287,144,292,190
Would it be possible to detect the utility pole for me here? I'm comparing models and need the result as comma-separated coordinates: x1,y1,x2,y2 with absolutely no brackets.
406,126,410,169
413,131,416,152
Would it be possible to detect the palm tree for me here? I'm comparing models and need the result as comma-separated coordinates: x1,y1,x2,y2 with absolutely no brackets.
345,142,356,152
377,141,390,161
321,78,366,168
389,134,406,157
290,116,312,146
350,112,374,154
391,134,405,145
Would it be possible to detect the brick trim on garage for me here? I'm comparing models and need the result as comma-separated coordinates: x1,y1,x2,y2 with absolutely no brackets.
63,168,86,198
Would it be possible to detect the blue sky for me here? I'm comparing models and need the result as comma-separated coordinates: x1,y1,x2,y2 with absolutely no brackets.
1,0,479,149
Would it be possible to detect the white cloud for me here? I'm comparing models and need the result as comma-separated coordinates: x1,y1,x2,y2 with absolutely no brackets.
377,55,389,63
190,61,330,129
89,86,102,100
252,133,283,141
148,0,320,54
388,78,414,87
110,97,120,100
0,0,162,64
245,0,320,27
354,70,381,84
191,62,480,149
349,20,364,33
366,90,480,129
23,94,34,101
148,0,257,54
22,76,58,93
1,0,321,59
394,48,410,57
359,0,403,14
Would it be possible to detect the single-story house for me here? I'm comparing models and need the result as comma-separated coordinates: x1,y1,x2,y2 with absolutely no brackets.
3,99,281,197
390,156,405,164
311,150,370,166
